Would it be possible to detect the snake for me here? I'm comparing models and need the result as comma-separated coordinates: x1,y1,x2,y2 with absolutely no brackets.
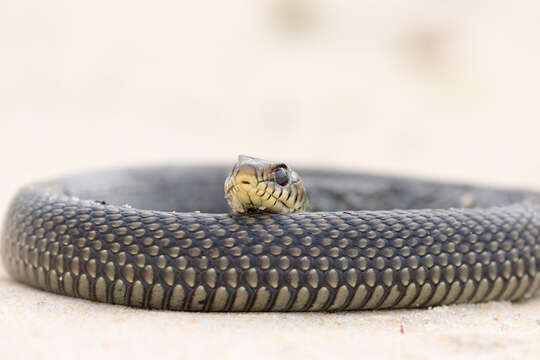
1,155,539,311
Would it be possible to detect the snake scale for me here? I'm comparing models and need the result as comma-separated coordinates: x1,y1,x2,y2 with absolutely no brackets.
1,159,540,311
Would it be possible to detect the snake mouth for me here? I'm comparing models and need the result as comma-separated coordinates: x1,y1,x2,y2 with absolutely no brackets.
224,181,236,197
224,180,251,213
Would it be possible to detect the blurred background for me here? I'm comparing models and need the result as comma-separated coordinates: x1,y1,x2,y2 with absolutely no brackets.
1,0,540,212
2,2,540,359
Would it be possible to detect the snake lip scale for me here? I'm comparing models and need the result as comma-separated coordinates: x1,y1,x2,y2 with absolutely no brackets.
1,159,540,311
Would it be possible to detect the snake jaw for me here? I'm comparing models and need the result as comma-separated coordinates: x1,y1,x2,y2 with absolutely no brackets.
224,186,246,213
224,155,309,214
224,176,248,213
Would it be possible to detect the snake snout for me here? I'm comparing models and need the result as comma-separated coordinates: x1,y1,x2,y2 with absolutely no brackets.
235,172,257,189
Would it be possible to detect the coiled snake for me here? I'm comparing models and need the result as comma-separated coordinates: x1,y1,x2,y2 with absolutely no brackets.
1,156,539,311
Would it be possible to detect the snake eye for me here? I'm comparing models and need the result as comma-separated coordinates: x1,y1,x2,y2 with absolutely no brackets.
273,166,289,186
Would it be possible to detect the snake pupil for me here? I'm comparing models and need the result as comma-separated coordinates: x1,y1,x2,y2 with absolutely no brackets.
273,167,289,186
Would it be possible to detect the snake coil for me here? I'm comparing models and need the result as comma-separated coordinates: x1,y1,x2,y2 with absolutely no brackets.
1,165,539,311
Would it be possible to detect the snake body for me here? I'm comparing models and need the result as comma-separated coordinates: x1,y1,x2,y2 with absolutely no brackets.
2,165,540,311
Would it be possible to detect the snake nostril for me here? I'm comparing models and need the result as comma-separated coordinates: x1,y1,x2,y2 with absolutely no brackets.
241,181,251,185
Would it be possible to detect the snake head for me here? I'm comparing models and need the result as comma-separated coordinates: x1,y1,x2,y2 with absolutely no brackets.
224,155,309,214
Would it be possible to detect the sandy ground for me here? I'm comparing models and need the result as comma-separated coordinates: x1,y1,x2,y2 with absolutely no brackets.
0,278,539,360
2,1,540,359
